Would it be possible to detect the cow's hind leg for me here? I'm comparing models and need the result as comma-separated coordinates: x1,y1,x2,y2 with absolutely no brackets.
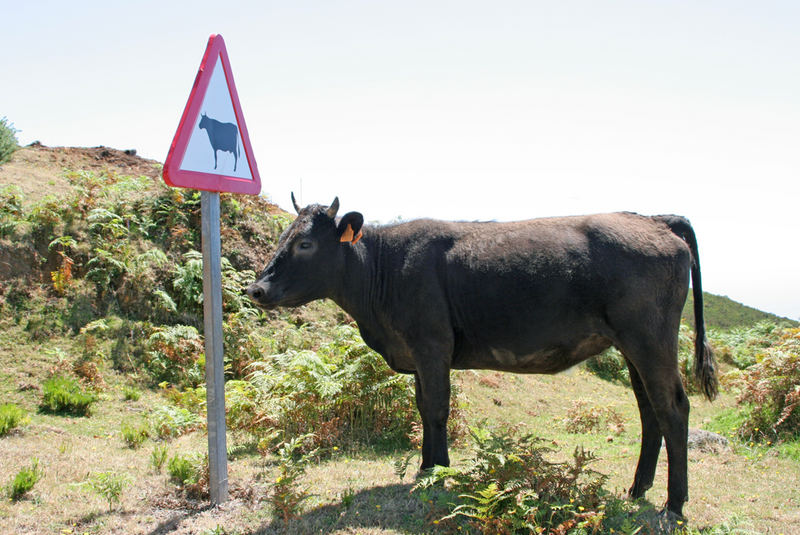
625,359,663,499
620,337,690,516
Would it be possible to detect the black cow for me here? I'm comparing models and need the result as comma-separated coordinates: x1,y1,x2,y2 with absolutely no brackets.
198,113,239,172
246,196,718,517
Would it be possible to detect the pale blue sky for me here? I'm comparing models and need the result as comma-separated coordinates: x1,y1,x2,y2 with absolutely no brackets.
3,1,799,319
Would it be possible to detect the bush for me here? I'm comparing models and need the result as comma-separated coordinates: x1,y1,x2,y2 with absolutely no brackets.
712,321,785,369
0,403,29,436
151,443,169,472
0,116,19,164
82,471,131,511
584,347,629,385
269,434,318,522
167,453,201,485
243,325,418,450
145,325,204,387
729,327,800,441
40,375,98,416
412,424,631,534
121,421,150,448
7,458,43,501
150,405,204,439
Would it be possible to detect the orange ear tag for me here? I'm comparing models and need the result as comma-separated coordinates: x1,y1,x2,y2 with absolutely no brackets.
340,224,354,243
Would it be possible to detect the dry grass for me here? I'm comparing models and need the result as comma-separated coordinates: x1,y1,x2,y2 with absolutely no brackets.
1,318,799,534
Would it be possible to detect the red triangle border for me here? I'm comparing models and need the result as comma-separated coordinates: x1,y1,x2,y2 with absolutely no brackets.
163,34,262,195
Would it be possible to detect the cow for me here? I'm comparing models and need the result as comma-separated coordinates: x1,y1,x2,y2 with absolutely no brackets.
198,113,239,172
246,195,718,518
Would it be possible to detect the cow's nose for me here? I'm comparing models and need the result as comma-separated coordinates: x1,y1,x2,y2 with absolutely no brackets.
246,284,264,301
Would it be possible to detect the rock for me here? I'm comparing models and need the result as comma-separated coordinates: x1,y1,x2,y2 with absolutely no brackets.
687,428,730,452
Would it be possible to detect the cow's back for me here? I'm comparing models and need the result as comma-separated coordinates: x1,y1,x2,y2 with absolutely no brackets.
434,212,691,371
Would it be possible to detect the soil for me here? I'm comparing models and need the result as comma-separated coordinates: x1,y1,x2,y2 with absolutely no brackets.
0,142,164,205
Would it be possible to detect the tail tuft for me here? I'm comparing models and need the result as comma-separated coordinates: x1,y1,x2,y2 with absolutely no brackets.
695,337,718,401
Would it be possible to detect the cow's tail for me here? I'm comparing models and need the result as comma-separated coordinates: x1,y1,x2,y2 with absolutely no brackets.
655,215,718,401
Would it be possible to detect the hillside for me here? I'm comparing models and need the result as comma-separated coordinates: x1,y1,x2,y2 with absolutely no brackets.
1,143,799,534
682,292,798,331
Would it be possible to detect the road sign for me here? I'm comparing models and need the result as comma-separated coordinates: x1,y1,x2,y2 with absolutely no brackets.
164,34,261,195
163,34,264,505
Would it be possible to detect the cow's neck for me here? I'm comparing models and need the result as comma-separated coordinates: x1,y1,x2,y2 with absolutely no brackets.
331,229,385,325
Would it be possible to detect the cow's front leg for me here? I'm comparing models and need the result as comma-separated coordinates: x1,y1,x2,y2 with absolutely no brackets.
414,363,451,469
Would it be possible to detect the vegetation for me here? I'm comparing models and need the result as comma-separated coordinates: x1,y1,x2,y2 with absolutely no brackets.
6,459,43,501
682,292,796,331
0,403,28,436
0,144,797,533
40,374,98,416
80,471,132,512
412,424,653,534
0,116,18,164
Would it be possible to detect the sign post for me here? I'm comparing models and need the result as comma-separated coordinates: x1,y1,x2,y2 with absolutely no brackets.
201,190,227,503
164,34,261,505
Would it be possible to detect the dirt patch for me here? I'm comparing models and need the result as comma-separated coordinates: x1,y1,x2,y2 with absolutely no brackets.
0,142,163,205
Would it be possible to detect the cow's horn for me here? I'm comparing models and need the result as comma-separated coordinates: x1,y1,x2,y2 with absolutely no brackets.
291,192,301,214
327,197,340,219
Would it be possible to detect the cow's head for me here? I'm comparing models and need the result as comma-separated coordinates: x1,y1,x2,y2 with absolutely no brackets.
198,113,209,130
246,195,364,309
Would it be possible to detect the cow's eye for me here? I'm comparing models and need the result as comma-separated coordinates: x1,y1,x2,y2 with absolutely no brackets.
298,240,314,251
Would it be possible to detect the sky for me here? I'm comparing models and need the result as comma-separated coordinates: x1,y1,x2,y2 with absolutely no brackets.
3,1,799,320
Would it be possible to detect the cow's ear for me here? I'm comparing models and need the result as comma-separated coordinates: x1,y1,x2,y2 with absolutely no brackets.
337,212,364,244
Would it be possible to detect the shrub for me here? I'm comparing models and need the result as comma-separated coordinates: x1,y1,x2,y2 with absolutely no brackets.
167,453,200,485
123,386,142,401
151,443,169,472
712,321,785,369
563,401,626,435
7,458,43,501
40,375,98,416
584,347,629,385
121,421,150,448
167,452,209,496
269,434,318,522
150,405,204,439
0,116,19,164
82,471,131,511
412,424,619,533
243,325,418,450
0,185,24,238
729,327,800,441
145,325,204,387
0,403,29,436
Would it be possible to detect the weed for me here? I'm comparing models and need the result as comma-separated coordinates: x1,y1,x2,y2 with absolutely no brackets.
413,423,646,534
40,374,98,416
123,385,142,401
121,421,150,448
563,400,626,435
149,405,204,439
166,452,209,496
0,403,29,436
7,458,43,501
167,453,200,485
269,433,318,522
727,327,800,442
0,185,24,238
82,471,131,512
151,443,169,472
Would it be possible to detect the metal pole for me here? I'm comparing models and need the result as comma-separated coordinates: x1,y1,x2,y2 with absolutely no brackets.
201,190,228,504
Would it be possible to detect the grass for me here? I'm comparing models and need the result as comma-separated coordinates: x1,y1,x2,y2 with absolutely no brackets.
0,403,28,436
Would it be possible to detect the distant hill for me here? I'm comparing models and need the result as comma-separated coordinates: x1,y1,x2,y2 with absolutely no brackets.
682,292,797,331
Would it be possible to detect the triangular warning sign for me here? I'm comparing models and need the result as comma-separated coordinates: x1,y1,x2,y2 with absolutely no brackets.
164,34,261,195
